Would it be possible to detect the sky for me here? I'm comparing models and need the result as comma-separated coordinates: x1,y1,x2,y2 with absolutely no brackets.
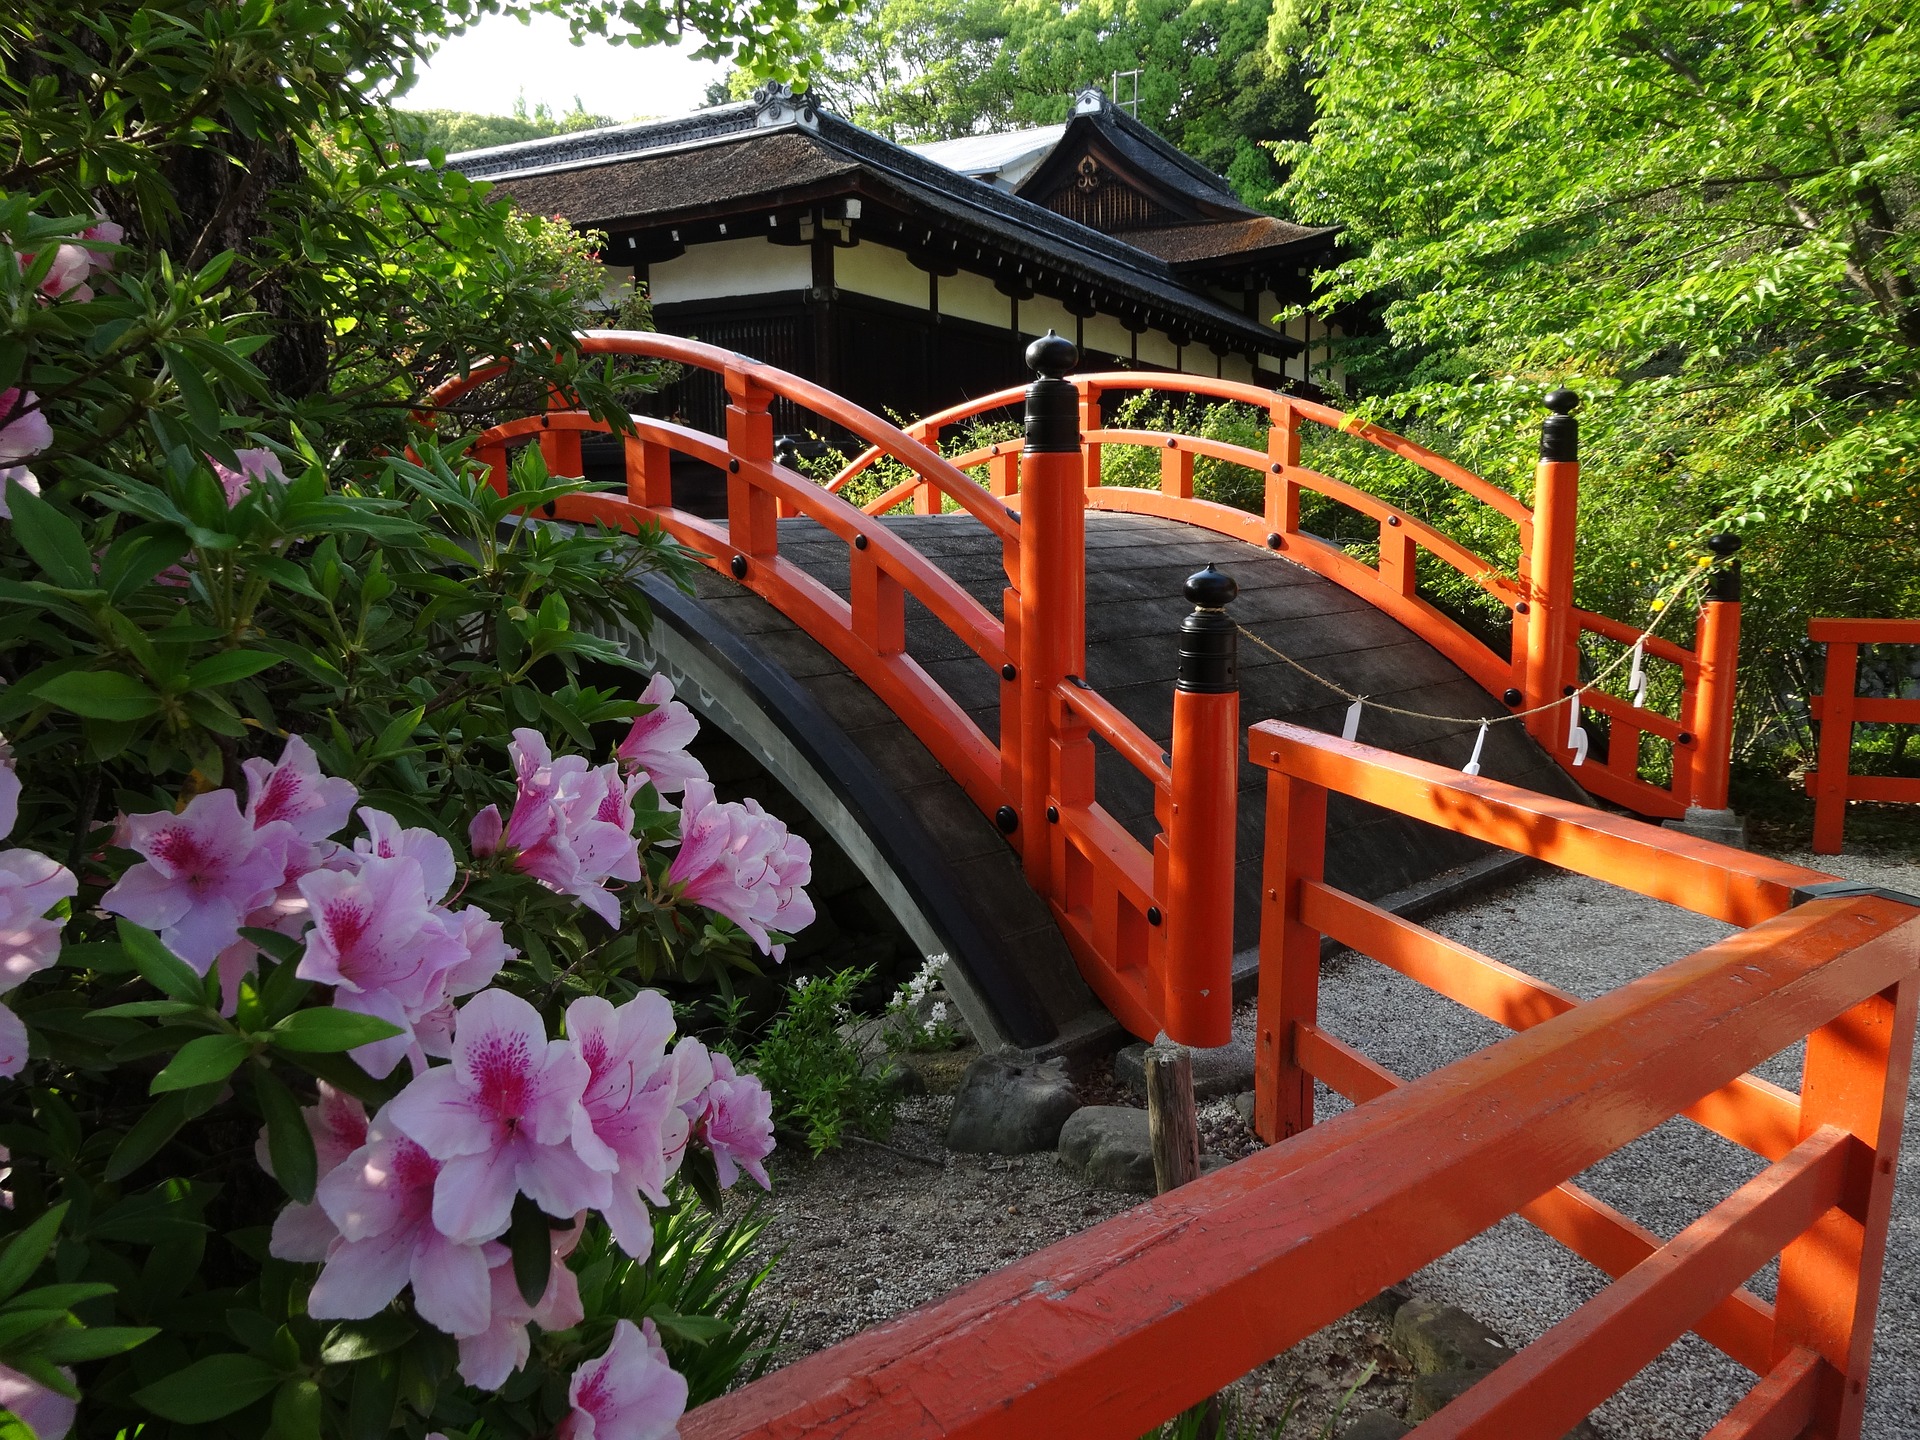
396,13,728,122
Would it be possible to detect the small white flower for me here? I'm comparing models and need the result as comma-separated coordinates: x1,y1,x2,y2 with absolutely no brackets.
929,1001,948,1024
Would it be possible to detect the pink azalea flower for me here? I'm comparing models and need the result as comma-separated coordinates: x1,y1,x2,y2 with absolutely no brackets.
382,989,614,1243
567,993,685,1260
32,244,93,303
244,735,357,843
259,1082,369,1262
212,447,287,506
101,790,293,973
554,1318,687,1440
0,1004,27,1079
1,847,79,993
0,1361,76,1439
409,906,516,1061
353,808,456,901
0,389,52,468
455,1226,585,1390
667,781,814,957
295,856,468,1077
468,804,503,858
690,1050,775,1190
615,673,707,794
500,730,643,924
81,218,123,271
309,1116,493,1337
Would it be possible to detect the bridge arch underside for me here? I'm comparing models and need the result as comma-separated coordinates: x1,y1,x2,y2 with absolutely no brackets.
636,508,1585,1055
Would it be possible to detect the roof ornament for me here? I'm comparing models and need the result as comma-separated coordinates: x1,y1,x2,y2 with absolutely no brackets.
752,82,820,130
1071,87,1108,117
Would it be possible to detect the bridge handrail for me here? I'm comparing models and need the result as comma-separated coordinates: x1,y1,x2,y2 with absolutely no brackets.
828,372,1532,527
427,330,1019,544
683,728,1916,1437
1806,615,1920,853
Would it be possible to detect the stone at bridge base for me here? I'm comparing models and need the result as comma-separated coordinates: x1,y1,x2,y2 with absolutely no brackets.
1664,805,1748,849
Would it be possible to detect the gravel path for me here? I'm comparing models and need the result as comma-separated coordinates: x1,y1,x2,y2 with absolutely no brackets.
740,838,1918,1438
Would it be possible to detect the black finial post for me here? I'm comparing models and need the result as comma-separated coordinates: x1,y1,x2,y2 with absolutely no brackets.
773,436,799,471
1541,387,1580,463
1705,531,1743,602
1023,330,1080,455
1177,565,1238,694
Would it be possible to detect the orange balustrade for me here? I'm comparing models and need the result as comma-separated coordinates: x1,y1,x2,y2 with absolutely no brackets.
678,724,1915,1438
427,331,1233,1048
832,373,1740,821
1805,617,1920,854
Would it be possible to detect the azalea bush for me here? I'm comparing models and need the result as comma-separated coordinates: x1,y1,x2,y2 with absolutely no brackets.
0,0,855,1428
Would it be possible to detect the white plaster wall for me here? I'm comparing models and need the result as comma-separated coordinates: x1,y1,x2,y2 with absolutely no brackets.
1221,352,1257,384
1082,312,1134,361
941,268,1008,329
650,237,811,306
838,240,929,310
1016,294,1077,342
1137,329,1178,369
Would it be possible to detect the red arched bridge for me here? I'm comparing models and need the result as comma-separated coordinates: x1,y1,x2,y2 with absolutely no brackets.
431,332,1917,1440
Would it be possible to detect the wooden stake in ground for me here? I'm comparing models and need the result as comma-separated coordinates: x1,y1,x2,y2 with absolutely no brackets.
1146,1040,1201,1193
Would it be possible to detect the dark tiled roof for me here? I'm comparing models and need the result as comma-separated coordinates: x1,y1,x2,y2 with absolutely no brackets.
445,89,1318,355
1119,216,1329,266
486,131,861,226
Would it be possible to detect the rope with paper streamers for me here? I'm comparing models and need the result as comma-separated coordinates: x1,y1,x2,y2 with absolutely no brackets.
1235,566,1715,775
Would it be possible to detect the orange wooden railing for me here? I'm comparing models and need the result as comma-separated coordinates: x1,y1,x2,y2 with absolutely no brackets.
426,331,1233,1046
1806,617,1920,854
677,724,1917,1440
830,374,1743,821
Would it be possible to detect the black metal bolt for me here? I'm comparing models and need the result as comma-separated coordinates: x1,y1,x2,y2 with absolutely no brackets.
730,554,748,579
1146,906,1163,927
1678,731,1696,746
1266,532,1282,550
854,533,869,550
1001,663,1017,681
1503,688,1523,706
1046,805,1060,824
1270,462,1282,473
1387,515,1401,527
995,805,1019,834
1515,601,1530,615
1563,684,1577,697
728,457,740,473
1165,437,1177,448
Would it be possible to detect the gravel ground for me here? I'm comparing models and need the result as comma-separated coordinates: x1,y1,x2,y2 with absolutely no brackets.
739,837,1919,1438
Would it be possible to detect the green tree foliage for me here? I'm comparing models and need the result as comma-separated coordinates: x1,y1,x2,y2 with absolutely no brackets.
779,0,1312,208
392,98,623,160
1276,0,1920,760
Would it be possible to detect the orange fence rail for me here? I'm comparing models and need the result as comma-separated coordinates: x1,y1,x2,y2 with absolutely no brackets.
426,331,1231,1045
1806,617,1920,854
678,723,1917,1440
831,374,1742,821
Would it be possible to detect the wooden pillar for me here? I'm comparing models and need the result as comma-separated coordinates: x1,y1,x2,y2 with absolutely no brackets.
1525,389,1581,752
1811,636,1861,855
1253,767,1327,1145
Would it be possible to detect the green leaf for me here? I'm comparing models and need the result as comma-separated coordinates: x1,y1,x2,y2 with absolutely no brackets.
36,1324,159,1363
150,1034,253,1094
505,1196,553,1309
0,1205,67,1302
87,1000,202,1019
319,1312,416,1365
648,1308,734,1344
252,1068,317,1204
269,1008,403,1054
104,1093,192,1181
4,483,92,590
134,1351,280,1422
271,1376,323,1440
184,650,282,688
117,920,206,1003
31,670,161,721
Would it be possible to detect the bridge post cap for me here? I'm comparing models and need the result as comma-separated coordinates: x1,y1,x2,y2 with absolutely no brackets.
1184,564,1237,609
1705,532,1743,557
1544,387,1581,415
1026,330,1078,380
